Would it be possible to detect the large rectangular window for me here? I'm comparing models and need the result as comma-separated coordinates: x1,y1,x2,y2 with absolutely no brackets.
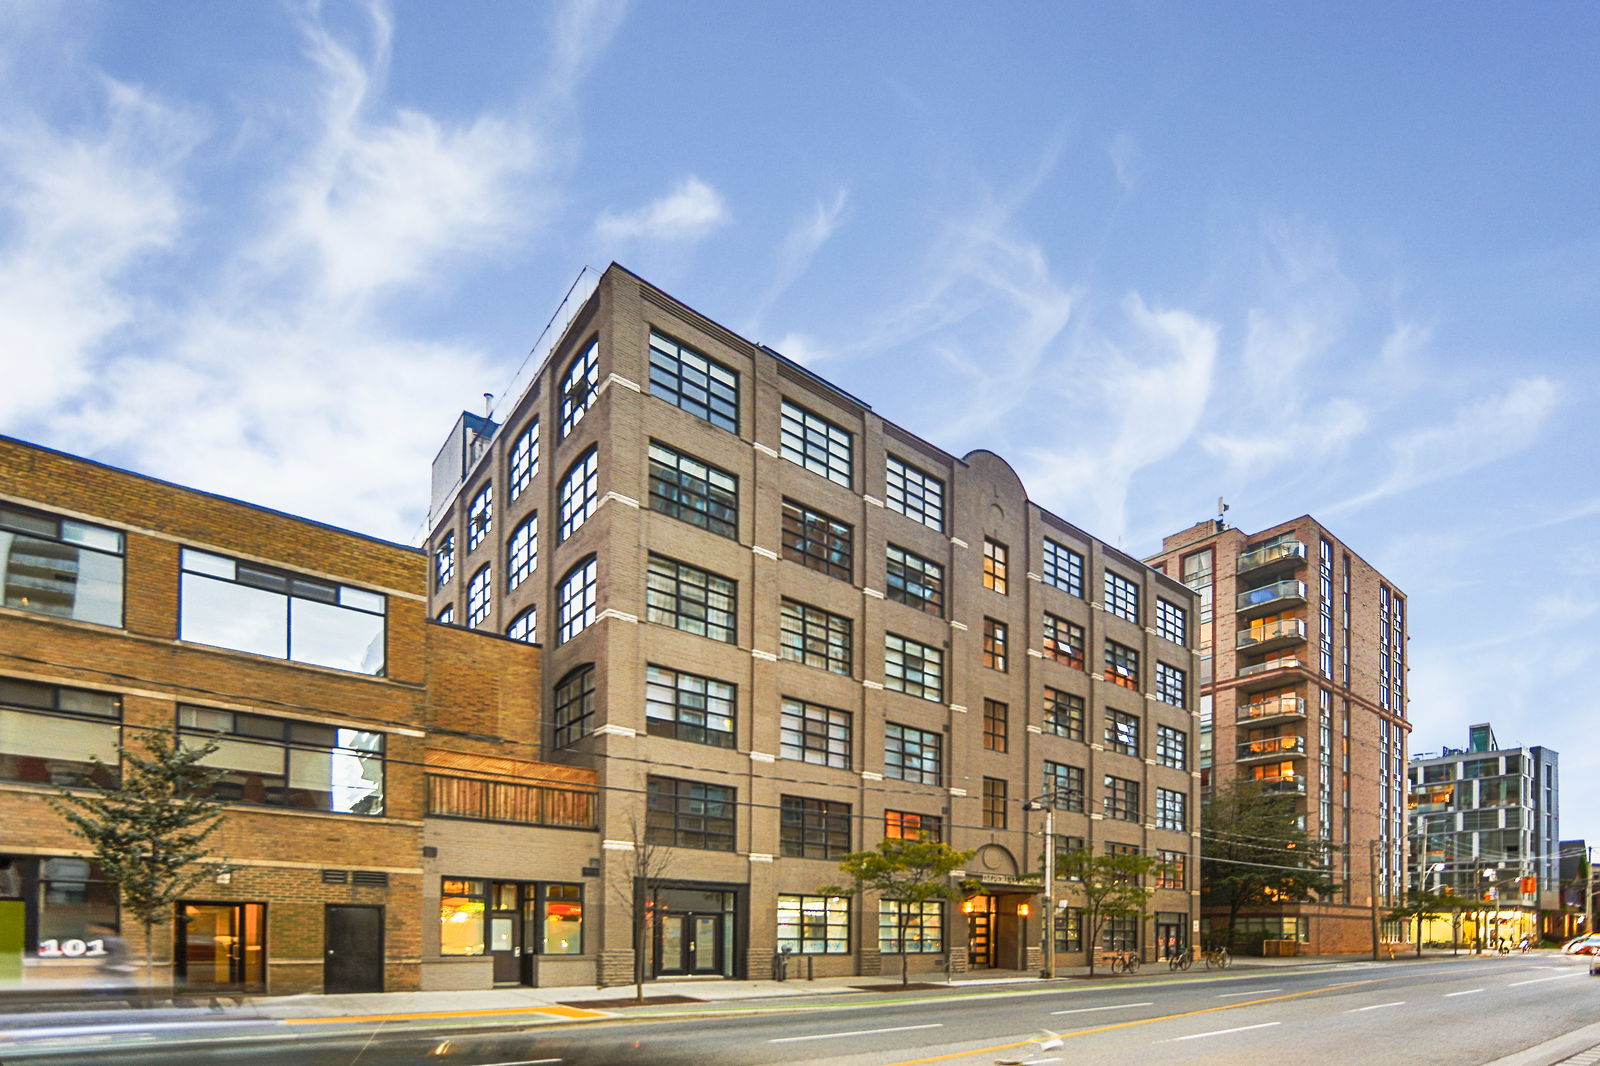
780,698,852,769
982,699,1008,752
1105,709,1140,756
1104,776,1140,822
1,506,126,629
1104,570,1140,623
1156,598,1187,646
1155,662,1187,708
0,678,120,788
1043,761,1085,811
646,665,735,748
649,443,737,539
777,894,849,955
1041,538,1083,598
779,599,852,675
886,545,943,616
648,332,739,432
553,665,595,747
885,810,942,842
885,633,943,701
781,795,851,859
178,705,384,815
1156,724,1187,769
1043,688,1084,741
646,555,736,643
982,618,1008,671
1156,787,1187,831
1042,613,1084,668
646,775,735,851
179,549,385,674
884,456,944,531
780,400,852,487
982,539,1008,594
982,777,1008,828
781,500,852,581
1157,850,1187,890
879,900,944,953
1104,640,1139,690
439,879,582,957
885,722,942,784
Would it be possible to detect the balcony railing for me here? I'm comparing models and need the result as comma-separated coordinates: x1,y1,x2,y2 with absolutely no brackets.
1238,736,1307,760
1236,618,1308,651
1235,579,1308,614
1257,777,1307,795
426,773,598,829
1237,656,1303,679
1238,540,1306,574
1237,695,1306,723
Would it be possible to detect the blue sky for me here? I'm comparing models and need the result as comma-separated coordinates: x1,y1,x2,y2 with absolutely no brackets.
2,2,1596,847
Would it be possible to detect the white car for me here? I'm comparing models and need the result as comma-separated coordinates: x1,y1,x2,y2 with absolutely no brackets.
1562,934,1600,955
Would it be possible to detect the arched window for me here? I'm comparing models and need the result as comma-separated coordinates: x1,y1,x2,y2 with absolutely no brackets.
558,448,599,541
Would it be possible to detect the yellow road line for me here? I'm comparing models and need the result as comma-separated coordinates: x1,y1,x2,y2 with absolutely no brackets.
284,1004,608,1025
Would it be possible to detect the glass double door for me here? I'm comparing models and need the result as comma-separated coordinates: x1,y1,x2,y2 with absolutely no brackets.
177,901,265,991
658,913,722,975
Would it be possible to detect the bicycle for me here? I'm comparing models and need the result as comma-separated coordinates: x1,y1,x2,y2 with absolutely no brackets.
1202,946,1231,969
1167,946,1192,972
1109,950,1141,974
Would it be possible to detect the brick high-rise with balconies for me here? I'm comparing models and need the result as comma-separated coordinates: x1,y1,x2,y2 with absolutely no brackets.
1148,517,1410,953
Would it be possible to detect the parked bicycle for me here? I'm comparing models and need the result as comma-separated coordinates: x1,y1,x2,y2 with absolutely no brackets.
1109,950,1141,974
1202,945,1231,969
1167,946,1192,971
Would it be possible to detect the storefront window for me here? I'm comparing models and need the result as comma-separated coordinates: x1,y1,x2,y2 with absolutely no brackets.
37,858,117,947
542,884,583,954
439,879,486,956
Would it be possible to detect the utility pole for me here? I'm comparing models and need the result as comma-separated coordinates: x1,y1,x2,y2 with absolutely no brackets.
1022,792,1060,979
1369,840,1381,961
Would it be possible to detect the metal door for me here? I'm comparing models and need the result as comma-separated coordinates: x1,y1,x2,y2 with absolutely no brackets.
324,904,383,994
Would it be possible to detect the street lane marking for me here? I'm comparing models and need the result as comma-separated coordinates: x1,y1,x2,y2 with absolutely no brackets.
471,1061,562,1065
1346,1001,1405,1012
1172,1022,1280,1041
1445,989,1484,997
1510,972,1586,986
1217,988,1280,997
284,1004,607,1024
1050,1002,1153,1015
771,1023,942,1043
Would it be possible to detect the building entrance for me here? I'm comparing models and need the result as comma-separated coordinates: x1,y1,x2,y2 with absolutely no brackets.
176,901,265,991
651,887,736,977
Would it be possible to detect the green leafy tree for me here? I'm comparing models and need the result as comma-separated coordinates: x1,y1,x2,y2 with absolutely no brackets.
49,732,229,990
1387,889,1447,957
821,838,977,985
1055,847,1161,976
1201,778,1333,949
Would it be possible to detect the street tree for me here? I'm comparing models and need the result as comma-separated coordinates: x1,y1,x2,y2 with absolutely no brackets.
1201,778,1333,950
1387,889,1448,957
821,838,977,986
608,818,674,1003
48,732,229,990
1054,846,1161,976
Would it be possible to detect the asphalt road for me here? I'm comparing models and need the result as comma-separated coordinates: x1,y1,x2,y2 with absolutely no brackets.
4,955,1598,1066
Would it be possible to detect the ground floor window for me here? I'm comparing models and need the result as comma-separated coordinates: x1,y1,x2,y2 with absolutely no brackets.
439,878,584,957
879,899,943,953
1054,908,1082,953
777,894,848,954
1100,916,1137,952
0,855,119,959
1229,915,1309,943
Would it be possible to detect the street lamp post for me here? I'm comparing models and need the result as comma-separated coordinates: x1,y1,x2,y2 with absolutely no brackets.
1022,791,1065,979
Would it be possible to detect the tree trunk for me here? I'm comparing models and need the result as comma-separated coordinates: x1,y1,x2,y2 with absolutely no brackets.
1416,915,1424,957
142,917,156,1006
899,915,910,986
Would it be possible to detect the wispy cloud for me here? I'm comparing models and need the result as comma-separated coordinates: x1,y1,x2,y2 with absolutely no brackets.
596,176,729,243
1108,130,1139,192
747,188,850,326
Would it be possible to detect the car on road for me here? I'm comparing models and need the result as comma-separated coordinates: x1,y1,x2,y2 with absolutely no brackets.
1562,934,1600,955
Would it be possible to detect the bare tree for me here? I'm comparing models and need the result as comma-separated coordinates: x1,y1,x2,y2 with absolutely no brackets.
608,817,674,1003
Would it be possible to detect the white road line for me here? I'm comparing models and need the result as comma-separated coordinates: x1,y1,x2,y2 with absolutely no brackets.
1217,988,1281,998
1051,1002,1154,1015
473,1060,562,1065
1445,989,1485,997
770,1023,942,1044
1346,1001,1406,1012
1509,972,1586,986
1172,1022,1281,1041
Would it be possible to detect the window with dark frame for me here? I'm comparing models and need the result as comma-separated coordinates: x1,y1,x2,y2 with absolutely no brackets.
1156,724,1187,769
982,539,1008,594
781,499,852,581
1155,661,1186,707
778,599,852,675
1104,640,1139,690
557,447,599,542
1157,849,1187,890
645,665,735,748
885,810,942,842
776,894,848,955
646,775,735,851
0,503,125,629
466,565,492,628
1105,708,1140,756
558,340,599,439
779,399,852,487
434,532,455,589
506,607,535,644
177,705,384,815
648,442,737,539
1104,776,1140,822
1041,538,1084,597
885,722,942,784
509,420,539,500
648,332,739,432
1104,569,1139,623
878,899,944,953
507,515,537,590
0,679,121,788
1043,761,1085,812
779,698,852,769
982,777,1007,828
467,485,492,551
1042,613,1084,668
646,555,736,643
1156,597,1187,646
884,633,943,701
556,556,596,643
781,795,851,859
553,665,595,747
982,699,1008,752
1156,787,1186,831
982,617,1008,671
884,455,944,531
1043,688,1084,740
885,544,943,615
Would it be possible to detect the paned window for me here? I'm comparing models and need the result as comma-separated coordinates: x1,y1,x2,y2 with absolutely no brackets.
1104,776,1140,822
885,811,942,842
777,894,848,955
982,777,1008,828
982,539,1008,594
1055,908,1084,952
1156,724,1187,769
646,775,735,851
1156,598,1187,646
1041,538,1083,597
1104,570,1139,623
1104,640,1139,690
1156,787,1187,831
982,617,1008,671
884,456,944,531
778,599,852,675
1105,709,1140,756
1157,850,1187,890
507,515,537,590
779,400,852,487
879,900,943,953
781,500,852,581
649,442,737,539
557,447,599,541
1155,662,1186,708
1043,761,1085,811
179,549,385,674
1043,688,1084,741
437,605,454,625
553,665,595,747
558,340,599,439
885,545,943,615
466,565,492,628
1101,914,1138,952
648,332,739,432
646,555,736,643
781,795,851,859
1042,613,1084,668
885,722,942,784
556,556,596,643
0,678,120,787
982,699,1008,752
780,698,852,769
434,532,455,589
467,485,492,551
507,608,536,644
646,665,735,748
0,504,124,628
509,421,539,500
884,633,943,701
178,705,383,815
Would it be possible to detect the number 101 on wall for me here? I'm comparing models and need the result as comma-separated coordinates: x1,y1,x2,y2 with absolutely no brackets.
35,938,109,958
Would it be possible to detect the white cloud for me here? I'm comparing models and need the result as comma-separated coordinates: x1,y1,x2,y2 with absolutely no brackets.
595,176,729,243
1200,398,1368,479
747,188,849,323
1108,130,1139,192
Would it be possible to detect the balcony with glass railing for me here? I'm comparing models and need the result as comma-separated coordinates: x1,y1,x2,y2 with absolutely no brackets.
1237,539,1306,576
1237,695,1306,723
1257,777,1308,796
1236,656,1303,681
1236,617,1308,653
1235,579,1308,616
1237,735,1308,761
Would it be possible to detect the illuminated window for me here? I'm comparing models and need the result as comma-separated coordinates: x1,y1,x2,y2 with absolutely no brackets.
982,539,1008,594
1042,613,1084,668
1104,640,1139,690
885,810,942,842
982,699,1008,752
1157,850,1187,890
777,894,848,954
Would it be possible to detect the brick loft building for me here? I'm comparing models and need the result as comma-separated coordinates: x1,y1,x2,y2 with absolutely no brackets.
427,264,1202,985
0,435,600,995
1147,517,1410,953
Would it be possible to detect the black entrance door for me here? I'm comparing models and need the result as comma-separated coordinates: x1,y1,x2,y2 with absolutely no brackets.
659,913,722,975
324,905,383,994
